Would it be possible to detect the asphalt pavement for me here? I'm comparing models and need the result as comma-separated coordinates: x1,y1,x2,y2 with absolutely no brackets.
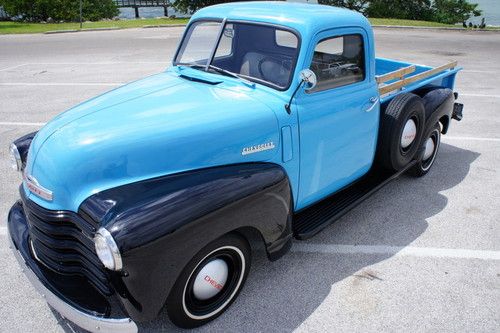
0,27,499,333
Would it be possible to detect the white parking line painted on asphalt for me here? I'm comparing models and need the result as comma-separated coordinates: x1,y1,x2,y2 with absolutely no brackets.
140,36,182,40
0,122,46,127
293,243,500,261
461,69,499,74
0,64,28,72
33,61,170,65
0,83,123,86
460,93,500,98
443,136,500,142
0,62,169,67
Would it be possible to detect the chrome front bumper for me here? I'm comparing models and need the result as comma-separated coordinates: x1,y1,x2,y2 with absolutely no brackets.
8,226,138,333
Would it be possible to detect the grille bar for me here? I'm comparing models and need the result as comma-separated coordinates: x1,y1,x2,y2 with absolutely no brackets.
20,189,112,296
26,212,95,249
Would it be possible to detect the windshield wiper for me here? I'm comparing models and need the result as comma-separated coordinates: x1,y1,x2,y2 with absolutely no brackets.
177,63,255,88
207,65,255,88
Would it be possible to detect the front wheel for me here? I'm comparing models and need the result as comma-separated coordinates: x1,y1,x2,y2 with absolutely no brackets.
166,233,251,328
408,123,441,177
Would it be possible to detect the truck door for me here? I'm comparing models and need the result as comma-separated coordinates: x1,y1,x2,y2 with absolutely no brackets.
296,28,379,210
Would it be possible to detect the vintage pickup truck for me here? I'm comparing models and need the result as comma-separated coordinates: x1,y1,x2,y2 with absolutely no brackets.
7,2,463,332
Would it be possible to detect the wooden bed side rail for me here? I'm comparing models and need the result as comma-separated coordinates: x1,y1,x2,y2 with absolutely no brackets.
378,61,458,95
376,65,416,84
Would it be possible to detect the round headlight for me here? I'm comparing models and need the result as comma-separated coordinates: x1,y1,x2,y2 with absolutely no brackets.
94,228,122,271
9,143,22,172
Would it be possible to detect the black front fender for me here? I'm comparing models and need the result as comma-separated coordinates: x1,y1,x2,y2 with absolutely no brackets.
79,163,292,321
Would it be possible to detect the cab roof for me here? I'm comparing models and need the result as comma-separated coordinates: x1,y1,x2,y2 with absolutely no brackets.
190,1,372,37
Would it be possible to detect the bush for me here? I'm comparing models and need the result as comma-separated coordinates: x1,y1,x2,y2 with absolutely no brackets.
0,0,119,22
172,0,247,14
365,0,435,21
323,0,482,25
432,0,481,24
318,0,369,14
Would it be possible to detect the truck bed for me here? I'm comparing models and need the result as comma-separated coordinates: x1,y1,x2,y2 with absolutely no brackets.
376,58,461,104
293,58,462,239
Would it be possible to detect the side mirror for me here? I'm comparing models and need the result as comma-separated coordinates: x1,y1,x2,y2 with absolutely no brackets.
299,69,317,91
285,69,318,114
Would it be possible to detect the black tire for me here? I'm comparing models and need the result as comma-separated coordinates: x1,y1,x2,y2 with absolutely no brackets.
377,93,426,171
408,123,441,177
166,233,251,328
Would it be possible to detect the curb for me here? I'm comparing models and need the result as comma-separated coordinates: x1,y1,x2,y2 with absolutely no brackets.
142,24,187,29
44,27,122,34
31,23,500,35
142,23,500,32
44,29,79,34
81,27,122,32
372,24,500,32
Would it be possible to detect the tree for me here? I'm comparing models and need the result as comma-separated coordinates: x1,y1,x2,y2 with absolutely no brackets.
172,0,246,14
171,0,481,25
0,0,118,22
365,0,434,21
318,0,369,14
340,0,483,24
432,0,481,24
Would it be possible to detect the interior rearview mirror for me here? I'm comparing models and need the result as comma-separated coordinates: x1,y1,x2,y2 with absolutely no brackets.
299,69,317,90
223,28,234,38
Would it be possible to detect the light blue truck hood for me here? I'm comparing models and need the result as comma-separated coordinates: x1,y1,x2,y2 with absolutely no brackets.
24,70,280,211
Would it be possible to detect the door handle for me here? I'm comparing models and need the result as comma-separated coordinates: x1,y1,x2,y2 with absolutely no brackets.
365,97,379,112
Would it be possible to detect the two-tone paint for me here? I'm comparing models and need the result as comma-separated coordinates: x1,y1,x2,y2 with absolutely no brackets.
7,1,461,328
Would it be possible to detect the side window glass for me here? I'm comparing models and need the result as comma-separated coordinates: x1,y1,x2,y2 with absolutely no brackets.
176,21,222,64
309,34,365,92
275,29,298,48
215,23,234,58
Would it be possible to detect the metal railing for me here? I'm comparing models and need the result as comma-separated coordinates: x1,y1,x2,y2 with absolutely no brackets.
114,0,169,7
113,0,171,18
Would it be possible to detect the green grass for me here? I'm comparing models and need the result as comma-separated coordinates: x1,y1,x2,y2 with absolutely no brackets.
0,17,497,34
0,18,189,34
368,18,455,27
369,18,500,29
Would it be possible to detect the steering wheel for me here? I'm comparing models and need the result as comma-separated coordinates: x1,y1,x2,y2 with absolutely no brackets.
258,57,291,83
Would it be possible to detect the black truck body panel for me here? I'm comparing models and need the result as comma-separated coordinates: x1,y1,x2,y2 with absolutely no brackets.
78,162,292,321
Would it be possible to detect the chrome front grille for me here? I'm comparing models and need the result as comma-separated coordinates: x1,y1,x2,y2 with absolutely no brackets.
21,190,112,295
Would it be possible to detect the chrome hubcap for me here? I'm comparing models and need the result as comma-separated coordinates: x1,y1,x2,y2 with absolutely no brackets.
423,137,435,160
401,119,417,149
192,259,228,300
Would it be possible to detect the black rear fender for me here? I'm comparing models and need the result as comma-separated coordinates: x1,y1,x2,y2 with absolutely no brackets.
421,87,455,133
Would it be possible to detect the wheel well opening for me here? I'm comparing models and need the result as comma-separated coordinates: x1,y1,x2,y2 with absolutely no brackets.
439,115,450,134
231,227,269,260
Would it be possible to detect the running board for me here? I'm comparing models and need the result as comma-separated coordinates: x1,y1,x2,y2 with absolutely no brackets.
293,162,416,240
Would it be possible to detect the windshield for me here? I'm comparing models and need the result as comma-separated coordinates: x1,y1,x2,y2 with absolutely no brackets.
174,20,300,90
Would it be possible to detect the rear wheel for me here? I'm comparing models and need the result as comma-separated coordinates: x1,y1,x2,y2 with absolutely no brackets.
377,93,426,171
408,123,441,177
166,233,251,328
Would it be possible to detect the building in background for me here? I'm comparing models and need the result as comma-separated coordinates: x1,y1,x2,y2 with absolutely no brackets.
0,6,9,20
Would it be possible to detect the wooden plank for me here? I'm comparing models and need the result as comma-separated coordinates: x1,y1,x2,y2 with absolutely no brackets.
376,65,416,84
379,61,457,95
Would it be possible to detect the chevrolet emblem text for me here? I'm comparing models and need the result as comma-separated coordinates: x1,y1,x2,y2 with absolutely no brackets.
241,142,275,155
24,174,53,201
